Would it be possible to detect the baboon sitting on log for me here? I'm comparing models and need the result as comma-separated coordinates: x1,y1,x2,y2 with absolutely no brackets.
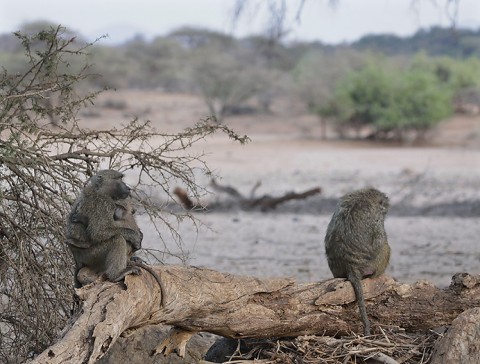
65,170,143,288
324,187,391,336
70,196,166,305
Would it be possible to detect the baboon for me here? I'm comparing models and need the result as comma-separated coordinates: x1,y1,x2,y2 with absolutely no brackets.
65,170,143,288
74,197,166,306
113,198,142,254
324,187,391,335
70,197,142,253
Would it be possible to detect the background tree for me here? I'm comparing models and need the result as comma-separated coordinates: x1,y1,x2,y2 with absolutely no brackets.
189,35,273,122
2,21,478,142
326,59,453,141
292,48,367,139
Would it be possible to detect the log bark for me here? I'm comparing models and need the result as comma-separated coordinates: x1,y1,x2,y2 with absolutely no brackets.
430,307,480,364
30,267,480,364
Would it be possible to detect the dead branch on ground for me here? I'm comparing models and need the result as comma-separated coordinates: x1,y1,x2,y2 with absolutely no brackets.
173,178,322,211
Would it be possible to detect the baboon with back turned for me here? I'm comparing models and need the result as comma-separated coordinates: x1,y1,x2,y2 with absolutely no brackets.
65,169,143,288
324,187,391,335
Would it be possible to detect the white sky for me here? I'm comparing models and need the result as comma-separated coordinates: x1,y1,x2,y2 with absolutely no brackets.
0,0,479,45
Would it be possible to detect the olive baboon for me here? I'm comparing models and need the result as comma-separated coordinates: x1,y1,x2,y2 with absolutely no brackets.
70,198,143,254
113,198,142,254
73,197,166,306
324,187,391,335
65,170,143,288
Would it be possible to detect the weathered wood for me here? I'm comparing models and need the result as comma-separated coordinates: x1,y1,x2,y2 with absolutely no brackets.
30,267,480,364
242,187,322,210
431,307,480,364
174,180,322,211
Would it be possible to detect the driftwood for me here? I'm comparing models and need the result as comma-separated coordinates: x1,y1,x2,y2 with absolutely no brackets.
173,179,322,211
30,267,480,364
431,307,480,364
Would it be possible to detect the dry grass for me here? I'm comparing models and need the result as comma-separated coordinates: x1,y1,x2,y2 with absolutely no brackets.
220,328,441,364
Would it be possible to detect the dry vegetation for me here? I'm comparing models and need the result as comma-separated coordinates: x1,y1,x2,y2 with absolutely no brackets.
0,26,246,362
222,330,440,364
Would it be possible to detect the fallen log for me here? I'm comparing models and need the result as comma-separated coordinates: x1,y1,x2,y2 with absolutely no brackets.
431,307,480,364
30,267,480,363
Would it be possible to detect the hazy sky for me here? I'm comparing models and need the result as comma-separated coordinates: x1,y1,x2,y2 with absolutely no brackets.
1,0,479,44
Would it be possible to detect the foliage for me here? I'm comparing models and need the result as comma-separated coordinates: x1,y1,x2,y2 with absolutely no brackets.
327,60,453,140
90,35,191,91
333,63,394,133
378,68,452,136
292,48,369,137
0,25,247,362
411,53,480,92
293,49,361,113
1,24,479,92
354,26,480,57
1,22,478,139
293,48,477,141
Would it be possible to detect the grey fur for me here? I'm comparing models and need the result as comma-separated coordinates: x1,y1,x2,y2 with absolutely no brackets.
65,170,142,288
324,187,391,335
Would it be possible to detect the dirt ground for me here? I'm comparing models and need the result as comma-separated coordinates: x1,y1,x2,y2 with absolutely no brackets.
87,90,480,288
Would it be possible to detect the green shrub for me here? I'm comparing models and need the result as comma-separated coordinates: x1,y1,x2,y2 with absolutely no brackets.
328,59,453,141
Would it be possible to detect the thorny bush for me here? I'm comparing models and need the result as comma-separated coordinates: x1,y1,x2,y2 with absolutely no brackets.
0,25,247,362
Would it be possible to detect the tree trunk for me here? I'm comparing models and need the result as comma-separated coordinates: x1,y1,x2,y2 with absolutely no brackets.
30,266,480,364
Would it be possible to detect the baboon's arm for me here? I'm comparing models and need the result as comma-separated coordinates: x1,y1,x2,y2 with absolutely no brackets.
85,198,142,245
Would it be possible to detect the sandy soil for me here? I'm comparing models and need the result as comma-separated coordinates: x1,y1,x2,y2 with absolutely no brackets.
87,90,480,288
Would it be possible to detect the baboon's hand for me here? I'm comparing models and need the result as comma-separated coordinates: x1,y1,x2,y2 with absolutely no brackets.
129,256,145,264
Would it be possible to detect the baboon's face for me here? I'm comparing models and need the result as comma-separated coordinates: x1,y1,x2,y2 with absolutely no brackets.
110,179,131,200
113,204,135,220
90,170,131,200
96,177,130,200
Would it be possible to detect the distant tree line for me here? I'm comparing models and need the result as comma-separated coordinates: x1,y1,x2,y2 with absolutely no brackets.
1,22,479,141
353,27,480,58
